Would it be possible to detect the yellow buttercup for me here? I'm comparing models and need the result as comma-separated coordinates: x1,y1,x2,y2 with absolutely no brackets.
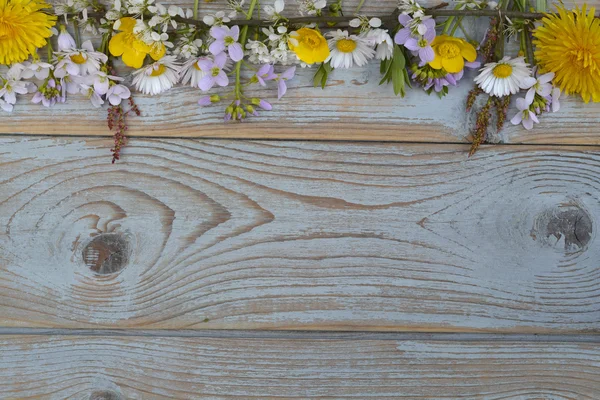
288,28,330,65
428,35,477,74
109,17,165,68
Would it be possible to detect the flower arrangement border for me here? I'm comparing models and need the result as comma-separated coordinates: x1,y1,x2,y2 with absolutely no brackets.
0,0,596,161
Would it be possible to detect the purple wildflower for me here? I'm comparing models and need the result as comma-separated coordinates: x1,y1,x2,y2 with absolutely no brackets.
404,27,435,63
209,25,243,62
252,98,272,111
511,97,539,130
276,66,296,99
197,53,230,91
255,64,277,86
32,79,65,108
106,84,131,106
395,15,435,45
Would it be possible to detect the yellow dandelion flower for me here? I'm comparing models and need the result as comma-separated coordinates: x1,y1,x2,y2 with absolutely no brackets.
428,35,477,74
109,17,165,69
288,28,330,65
0,0,56,65
533,5,600,103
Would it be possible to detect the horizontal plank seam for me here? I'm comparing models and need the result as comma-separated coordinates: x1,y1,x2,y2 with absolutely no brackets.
1,133,600,148
0,328,599,342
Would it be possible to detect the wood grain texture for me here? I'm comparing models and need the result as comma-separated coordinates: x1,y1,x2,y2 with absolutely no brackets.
1,137,598,331
1,0,599,145
2,335,600,399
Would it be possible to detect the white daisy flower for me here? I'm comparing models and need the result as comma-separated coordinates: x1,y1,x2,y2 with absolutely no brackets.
54,40,108,77
132,56,180,96
325,30,375,69
474,56,531,97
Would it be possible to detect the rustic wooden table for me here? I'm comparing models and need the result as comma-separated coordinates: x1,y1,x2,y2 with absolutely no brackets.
1,0,599,398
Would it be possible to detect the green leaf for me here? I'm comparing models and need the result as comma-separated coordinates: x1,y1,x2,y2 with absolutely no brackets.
313,63,325,88
390,45,407,97
312,62,333,89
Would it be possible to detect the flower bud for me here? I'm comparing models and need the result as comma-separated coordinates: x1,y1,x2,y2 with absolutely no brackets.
198,96,212,106
57,25,76,51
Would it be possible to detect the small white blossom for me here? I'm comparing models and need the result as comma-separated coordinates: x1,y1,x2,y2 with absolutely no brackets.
298,0,326,16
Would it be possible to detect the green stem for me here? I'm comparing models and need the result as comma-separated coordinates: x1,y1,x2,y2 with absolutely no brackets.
524,23,535,66
457,20,474,42
47,40,54,61
536,0,547,12
442,16,455,34
449,16,463,36
193,0,199,20
355,0,366,14
72,19,81,48
234,0,259,100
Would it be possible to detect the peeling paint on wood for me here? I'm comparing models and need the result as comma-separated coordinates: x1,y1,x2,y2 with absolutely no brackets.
2,335,600,399
0,137,598,331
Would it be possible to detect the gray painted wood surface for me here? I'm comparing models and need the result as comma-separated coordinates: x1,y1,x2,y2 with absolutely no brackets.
2,334,600,399
2,0,600,396
1,138,598,333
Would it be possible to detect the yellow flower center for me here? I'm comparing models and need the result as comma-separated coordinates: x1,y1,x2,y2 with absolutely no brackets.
150,64,166,76
70,53,87,64
336,38,357,53
301,31,323,49
211,66,221,77
492,64,513,78
193,61,202,71
437,42,460,59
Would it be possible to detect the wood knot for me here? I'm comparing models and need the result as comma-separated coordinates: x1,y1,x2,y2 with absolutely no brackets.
82,233,130,274
531,204,593,253
89,391,122,400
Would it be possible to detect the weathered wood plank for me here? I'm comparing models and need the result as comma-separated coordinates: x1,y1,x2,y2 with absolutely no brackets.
1,137,598,331
2,335,600,399
2,0,600,145
0,137,600,333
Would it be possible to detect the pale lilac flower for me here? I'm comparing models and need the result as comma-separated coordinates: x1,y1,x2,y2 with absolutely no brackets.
252,97,272,110
106,84,131,106
395,14,435,45
404,28,435,63
80,84,104,107
209,25,243,62
0,64,31,104
92,71,123,95
197,52,229,91
511,97,539,130
523,71,554,104
0,98,13,112
255,64,277,86
32,79,64,108
276,66,295,99
60,75,83,96
22,61,53,80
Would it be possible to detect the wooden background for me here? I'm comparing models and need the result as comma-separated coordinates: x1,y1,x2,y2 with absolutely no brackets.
1,0,599,398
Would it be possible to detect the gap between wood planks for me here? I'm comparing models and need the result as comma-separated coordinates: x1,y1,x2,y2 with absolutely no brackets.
1,328,599,342
1,132,600,149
